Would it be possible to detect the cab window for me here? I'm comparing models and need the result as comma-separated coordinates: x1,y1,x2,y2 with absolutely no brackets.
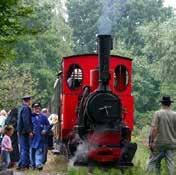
67,64,83,90
114,65,129,91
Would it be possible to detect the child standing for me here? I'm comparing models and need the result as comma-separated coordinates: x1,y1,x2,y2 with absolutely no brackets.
1,125,13,170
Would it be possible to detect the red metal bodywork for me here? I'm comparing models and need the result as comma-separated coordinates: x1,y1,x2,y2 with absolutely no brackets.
59,54,134,162
87,132,121,163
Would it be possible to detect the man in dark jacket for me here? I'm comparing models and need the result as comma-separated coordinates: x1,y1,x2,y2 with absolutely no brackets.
17,95,33,170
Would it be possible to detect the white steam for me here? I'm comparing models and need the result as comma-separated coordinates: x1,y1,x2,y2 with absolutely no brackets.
98,0,115,35
68,141,89,167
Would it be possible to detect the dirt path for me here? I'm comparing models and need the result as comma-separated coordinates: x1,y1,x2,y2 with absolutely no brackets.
13,151,68,175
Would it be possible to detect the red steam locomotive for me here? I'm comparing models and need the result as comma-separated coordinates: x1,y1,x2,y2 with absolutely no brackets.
52,35,137,166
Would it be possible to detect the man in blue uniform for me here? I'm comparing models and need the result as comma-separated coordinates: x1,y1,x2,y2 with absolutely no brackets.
30,102,50,170
17,95,33,170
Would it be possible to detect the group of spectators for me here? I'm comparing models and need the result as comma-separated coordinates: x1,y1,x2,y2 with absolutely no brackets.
0,95,56,171
1,94,176,175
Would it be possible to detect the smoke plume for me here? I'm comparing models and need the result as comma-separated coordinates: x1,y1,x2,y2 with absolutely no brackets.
97,0,127,35
97,0,115,35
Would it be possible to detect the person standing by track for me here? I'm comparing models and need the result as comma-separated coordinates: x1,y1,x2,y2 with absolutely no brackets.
17,95,33,170
5,108,20,167
1,125,14,170
0,110,7,145
30,102,50,170
147,96,176,175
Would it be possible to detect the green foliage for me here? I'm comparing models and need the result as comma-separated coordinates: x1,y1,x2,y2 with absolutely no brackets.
0,0,33,62
10,0,73,106
67,167,88,175
134,111,154,129
135,17,176,118
66,0,102,53
114,0,173,49
137,17,176,74
158,18,176,82
66,0,173,54
111,39,134,58
92,168,122,175
0,0,73,107
0,63,38,109
133,57,160,114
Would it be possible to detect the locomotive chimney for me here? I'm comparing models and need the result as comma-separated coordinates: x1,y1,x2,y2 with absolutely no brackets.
97,35,113,91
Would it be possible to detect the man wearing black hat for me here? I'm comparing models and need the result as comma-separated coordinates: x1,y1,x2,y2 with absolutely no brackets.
17,95,33,170
147,96,176,175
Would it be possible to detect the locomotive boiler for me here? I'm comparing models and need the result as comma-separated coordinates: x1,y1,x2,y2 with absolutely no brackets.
52,35,137,166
